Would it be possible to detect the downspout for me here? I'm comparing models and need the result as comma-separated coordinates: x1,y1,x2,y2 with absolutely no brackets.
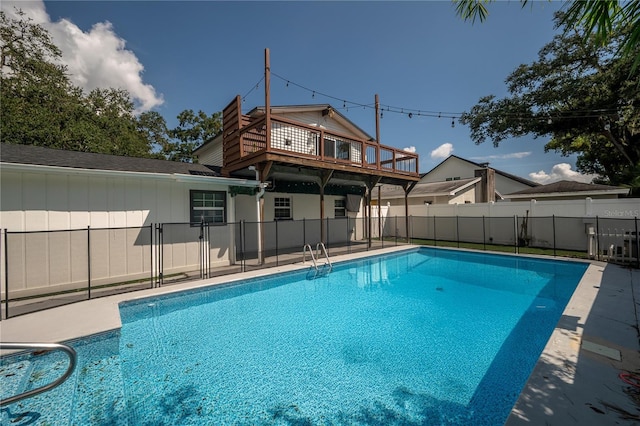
248,166,266,263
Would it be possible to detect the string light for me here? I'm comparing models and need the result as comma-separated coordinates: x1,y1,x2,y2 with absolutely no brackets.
255,71,623,124
451,118,455,128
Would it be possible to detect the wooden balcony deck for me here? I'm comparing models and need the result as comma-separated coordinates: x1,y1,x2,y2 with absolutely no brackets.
222,96,420,185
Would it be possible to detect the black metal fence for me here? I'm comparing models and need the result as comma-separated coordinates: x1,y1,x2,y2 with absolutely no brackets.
1,215,637,319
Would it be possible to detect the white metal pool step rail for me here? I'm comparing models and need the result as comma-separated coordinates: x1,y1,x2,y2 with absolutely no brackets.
0,342,77,405
302,242,332,272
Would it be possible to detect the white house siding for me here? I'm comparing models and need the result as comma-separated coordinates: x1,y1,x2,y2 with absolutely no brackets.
424,156,533,195
422,157,475,183
494,174,532,195
196,138,223,166
274,111,356,136
0,167,240,298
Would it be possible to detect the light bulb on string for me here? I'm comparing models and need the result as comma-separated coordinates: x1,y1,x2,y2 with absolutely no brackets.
408,113,413,119
286,81,289,88
604,122,611,131
451,118,455,128
312,91,315,99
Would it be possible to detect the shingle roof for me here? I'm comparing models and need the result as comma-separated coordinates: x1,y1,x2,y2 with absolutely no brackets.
506,180,628,195
379,177,480,199
0,143,221,176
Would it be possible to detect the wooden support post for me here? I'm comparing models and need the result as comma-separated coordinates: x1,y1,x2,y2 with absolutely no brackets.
318,170,333,243
403,181,418,243
265,48,271,151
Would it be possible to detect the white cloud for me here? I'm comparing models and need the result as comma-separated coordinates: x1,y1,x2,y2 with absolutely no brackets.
528,163,598,184
403,146,417,153
470,151,532,161
2,1,163,113
430,143,453,160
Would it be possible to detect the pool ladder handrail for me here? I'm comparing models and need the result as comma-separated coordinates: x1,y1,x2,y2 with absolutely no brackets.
0,342,77,405
302,242,332,271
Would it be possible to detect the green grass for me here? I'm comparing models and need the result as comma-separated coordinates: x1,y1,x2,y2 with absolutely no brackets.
409,238,590,259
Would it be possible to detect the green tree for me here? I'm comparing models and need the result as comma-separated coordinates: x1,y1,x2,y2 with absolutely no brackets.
166,109,222,162
1,10,154,157
1,9,81,147
459,14,640,190
2,10,223,162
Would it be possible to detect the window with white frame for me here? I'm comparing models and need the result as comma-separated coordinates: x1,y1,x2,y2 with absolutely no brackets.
274,197,292,220
334,199,346,217
190,190,226,224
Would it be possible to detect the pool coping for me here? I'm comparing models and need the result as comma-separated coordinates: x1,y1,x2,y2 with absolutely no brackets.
1,245,638,425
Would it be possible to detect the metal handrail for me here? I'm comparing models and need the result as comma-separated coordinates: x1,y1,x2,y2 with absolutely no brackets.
303,244,317,270
1,342,77,405
316,242,332,270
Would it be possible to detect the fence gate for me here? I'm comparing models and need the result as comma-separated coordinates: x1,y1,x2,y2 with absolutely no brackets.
155,222,210,286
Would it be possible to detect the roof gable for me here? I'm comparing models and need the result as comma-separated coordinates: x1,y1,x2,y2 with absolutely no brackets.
424,155,538,187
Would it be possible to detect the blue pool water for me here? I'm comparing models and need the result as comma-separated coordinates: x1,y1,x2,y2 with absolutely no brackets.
1,248,588,425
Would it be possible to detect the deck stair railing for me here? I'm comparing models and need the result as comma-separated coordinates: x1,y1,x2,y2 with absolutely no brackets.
0,342,77,405
302,242,332,272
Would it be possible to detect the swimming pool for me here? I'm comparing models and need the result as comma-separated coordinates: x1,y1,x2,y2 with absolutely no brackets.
1,247,588,425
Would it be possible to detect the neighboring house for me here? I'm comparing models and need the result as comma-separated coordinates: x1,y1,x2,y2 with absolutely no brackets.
377,177,481,206
377,155,538,206
504,180,630,201
420,155,538,200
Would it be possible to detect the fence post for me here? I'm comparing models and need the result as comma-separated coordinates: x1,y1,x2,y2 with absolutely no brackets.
434,215,437,246
456,215,460,248
87,226,91,299
552,215,557,257
482,216,486,251
409,215,412,245
395,216,398,246
514,215,518,254
150,224,154,288
326,217,330,251
275,219,279,267
4,229,8,319
303,218,306,245
347,216,351,254
596,216,601,261
630,216,640,268
241,220,246,273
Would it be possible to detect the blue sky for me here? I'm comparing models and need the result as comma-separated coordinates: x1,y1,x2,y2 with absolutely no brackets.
4,1,595,183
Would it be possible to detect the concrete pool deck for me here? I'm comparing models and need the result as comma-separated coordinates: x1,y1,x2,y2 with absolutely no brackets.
1,245,639,425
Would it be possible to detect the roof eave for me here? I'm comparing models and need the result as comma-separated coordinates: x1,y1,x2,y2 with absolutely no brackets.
0,162,259,187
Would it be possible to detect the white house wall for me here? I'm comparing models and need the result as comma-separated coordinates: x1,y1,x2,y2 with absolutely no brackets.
196,138,223,166
274,111,356,136
423,157,533,194
422,157,474,182
494,174,532,195
0,168,238,298
0,169,236,231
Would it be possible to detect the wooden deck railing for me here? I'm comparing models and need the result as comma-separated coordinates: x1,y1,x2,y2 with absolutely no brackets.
222,96,419,176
